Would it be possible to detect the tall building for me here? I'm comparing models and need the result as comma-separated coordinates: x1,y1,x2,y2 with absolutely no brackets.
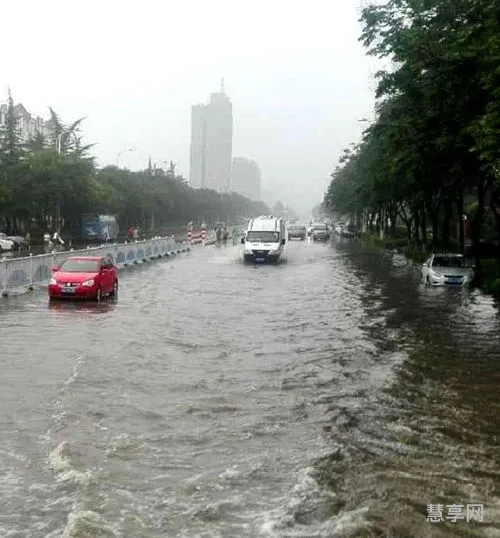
0,102,52,143
189,80,233,192
189,104,206,188
231,157,261,201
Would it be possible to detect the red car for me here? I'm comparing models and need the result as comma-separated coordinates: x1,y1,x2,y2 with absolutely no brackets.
48,256,118,301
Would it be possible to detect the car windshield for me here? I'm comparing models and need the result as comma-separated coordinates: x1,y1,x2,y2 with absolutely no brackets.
315,225,327,230
290,226,305,231
432,256,467,268
59,259,100,272
247,231,280,242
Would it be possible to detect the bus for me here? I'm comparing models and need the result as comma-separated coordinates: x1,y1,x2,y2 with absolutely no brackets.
82,214,119,242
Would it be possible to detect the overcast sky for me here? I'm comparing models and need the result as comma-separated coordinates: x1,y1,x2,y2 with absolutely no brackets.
1,0,380,213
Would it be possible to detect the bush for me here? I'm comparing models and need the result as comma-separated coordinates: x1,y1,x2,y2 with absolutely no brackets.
478,259,500,296
361,233,409,250
403,247,427,264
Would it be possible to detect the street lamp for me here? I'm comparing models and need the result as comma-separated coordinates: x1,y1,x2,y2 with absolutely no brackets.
116,148,135,166
55,131,79,154
55,134,63,154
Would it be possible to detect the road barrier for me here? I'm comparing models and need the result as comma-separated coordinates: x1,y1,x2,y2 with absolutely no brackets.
0,226,244,297
0,235,191,297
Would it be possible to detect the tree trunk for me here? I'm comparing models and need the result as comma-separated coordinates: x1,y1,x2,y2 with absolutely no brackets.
413,209,421,248
389,203,397,236
489,198,500,261
441,199,452,249
420,207,427,250
457,190,465,254
471,180,487,270
430,211,439,249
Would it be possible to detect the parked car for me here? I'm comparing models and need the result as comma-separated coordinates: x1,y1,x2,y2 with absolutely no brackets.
0,233,14,252
312,223,331,242
288,225,307,240
421,253,475,286
48,256,118,301
7,235,28,251
341,224,359,238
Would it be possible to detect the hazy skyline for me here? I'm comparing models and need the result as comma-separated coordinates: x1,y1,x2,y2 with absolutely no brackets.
1,0,380,212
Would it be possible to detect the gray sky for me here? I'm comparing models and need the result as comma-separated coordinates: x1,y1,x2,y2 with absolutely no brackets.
2,0,379,212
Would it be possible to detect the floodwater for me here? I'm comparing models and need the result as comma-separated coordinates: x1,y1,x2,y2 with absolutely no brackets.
0,238,499,537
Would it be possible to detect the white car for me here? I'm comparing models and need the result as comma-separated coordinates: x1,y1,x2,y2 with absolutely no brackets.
421,253,474,286
0,233,14,252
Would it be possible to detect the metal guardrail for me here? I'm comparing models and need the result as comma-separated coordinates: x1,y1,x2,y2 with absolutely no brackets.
0,235,192,297
0,227,245,297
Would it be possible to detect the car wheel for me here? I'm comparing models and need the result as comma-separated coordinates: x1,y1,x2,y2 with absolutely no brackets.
110,280,118,297
95,287,102,302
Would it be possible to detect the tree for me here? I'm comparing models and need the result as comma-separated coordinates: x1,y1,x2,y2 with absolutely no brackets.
272,200,285,217
0,93,270,236
0,88,24,166
46,107,94,157
324,0,500,263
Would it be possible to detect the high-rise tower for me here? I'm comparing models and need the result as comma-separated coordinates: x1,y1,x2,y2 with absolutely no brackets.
189,81,233,193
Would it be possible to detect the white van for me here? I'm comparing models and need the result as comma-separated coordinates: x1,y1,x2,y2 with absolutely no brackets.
241,215,286,263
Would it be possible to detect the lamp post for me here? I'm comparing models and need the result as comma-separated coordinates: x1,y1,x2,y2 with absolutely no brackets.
116,148,135,166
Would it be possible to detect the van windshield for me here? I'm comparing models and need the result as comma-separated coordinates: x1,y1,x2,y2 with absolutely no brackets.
246,231,280,242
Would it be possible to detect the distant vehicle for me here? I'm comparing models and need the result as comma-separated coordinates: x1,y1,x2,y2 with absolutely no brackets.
0,233,14,252
82,214,119,242
312,223,330,242
7,236,28,251
288,225,306,240
241,215,286,263
334,222,347,234
49,256,119,301
421,253,475,286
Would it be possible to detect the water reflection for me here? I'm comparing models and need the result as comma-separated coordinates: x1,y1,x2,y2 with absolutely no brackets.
47,298,117,316
316,241,500,536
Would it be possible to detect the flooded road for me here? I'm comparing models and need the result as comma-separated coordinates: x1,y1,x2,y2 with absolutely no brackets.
0,239,499,537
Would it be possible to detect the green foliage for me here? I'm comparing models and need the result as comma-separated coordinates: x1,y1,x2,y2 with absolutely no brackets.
324,0,500,261
479,258,500,295
0,89,24,166
0,94,269,236
272,200,285,217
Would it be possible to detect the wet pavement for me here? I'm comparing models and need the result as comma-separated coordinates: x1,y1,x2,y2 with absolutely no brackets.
0,238,499,537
